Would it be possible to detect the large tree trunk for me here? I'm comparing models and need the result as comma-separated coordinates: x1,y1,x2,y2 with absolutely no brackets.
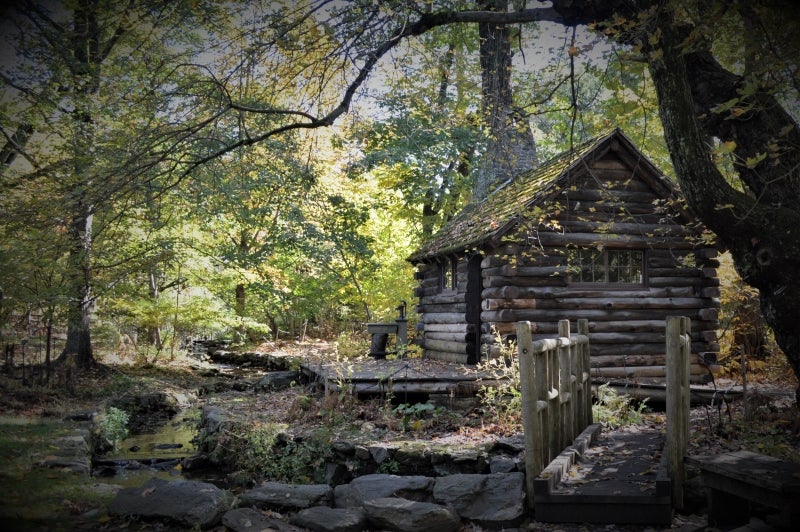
61,210,95,368
642,8,800,405
58,0,111,369
148,271,163,349
475,0,537,199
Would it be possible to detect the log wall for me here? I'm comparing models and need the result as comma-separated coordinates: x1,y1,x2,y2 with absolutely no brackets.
478,153,719,381
415,259,473,363
414,149,721,381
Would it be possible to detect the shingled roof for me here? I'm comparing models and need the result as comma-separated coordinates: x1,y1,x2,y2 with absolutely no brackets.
408,128,673,262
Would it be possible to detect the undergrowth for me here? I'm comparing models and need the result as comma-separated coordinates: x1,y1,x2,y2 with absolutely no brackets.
592,382,649,428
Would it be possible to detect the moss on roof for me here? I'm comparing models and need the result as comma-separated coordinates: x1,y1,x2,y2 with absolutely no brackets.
409,129,636,262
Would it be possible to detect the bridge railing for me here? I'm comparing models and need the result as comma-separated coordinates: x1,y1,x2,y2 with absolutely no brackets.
516,318,592,508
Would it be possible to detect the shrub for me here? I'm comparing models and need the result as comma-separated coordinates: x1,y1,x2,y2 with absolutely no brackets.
97,406,129,450
592,383,648,428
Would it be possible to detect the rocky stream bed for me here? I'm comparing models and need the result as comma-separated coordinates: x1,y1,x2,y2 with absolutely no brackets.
1,341,797,531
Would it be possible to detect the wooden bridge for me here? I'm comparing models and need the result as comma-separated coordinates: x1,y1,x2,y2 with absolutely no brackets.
303,317,795,527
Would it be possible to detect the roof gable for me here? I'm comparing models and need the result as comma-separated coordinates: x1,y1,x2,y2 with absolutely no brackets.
408,128,680,262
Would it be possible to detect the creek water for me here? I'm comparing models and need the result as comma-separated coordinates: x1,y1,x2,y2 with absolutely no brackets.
91,407,215,487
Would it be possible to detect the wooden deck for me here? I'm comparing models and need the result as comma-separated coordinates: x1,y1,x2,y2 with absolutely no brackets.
300,357,510,397
534,423,673,525
686,450,800,528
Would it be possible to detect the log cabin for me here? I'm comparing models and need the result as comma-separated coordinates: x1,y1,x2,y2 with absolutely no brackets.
407,128,720,383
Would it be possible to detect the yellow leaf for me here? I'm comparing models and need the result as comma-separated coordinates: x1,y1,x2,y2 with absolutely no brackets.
719,140,737,153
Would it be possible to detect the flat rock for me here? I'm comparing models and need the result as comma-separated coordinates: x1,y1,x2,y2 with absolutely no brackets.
362,497,461,532
108,477,232,528
334,474,433,508
255,371,300,391
222,507,305,532
290,506,367,532
433,472,525,527
240,482,333,510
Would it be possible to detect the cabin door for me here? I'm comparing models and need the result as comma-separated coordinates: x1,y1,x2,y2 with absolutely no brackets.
465,254,483,364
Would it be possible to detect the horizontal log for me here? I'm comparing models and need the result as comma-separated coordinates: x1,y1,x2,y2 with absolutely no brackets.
421,312,466,324
700,330,717,342
423,323,476,333
698,308,719,321
481,255,505,268
424,350,469,364
481,308,711,323
558,220,690,236
418,302,467,314
532,231,696,249
587,343,714,357
423,338,472,354
422,292,465,305
583,331,701,344
488,347,716,370
480,286,523,299
479,285,698,300
698,286,720,298
479,296,717,314
482,317,719,337
647,267,706,278
695,248,719,260
561,188,660,204
414,286,438,298
564,210,660,225
482,265,568,278
425,332,472,342
420,277,440,288
483,322,529,335
483,275,567,288
522,296,713,311
588,363,707,379
648,276,720,287
588,353,691,368
587,158,629,170
570,201,663,215
482,298,538,311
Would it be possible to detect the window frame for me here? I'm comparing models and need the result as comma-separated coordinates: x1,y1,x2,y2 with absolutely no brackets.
438,257,458,293
568,247,647,289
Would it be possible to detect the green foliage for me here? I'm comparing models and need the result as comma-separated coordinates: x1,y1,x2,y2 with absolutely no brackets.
716,252,779,377
393,401,436,432
592,383,649,428
97,407,130,450
476,330,523,430
335,330,370,360
205,420,332,484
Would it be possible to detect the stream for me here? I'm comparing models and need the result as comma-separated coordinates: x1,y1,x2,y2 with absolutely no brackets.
90,407,210,488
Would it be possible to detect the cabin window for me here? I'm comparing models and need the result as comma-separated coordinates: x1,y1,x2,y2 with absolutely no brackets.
439,257,457,292
570,248,644,285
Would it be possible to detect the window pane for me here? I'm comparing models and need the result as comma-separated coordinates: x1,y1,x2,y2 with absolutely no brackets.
572,248,644,285
440,261,452,292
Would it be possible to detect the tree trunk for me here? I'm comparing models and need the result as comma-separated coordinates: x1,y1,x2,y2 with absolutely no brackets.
61,211,95,368
58,0,111,370
148,271,163,349
642,8,800,404
475,0,537,199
